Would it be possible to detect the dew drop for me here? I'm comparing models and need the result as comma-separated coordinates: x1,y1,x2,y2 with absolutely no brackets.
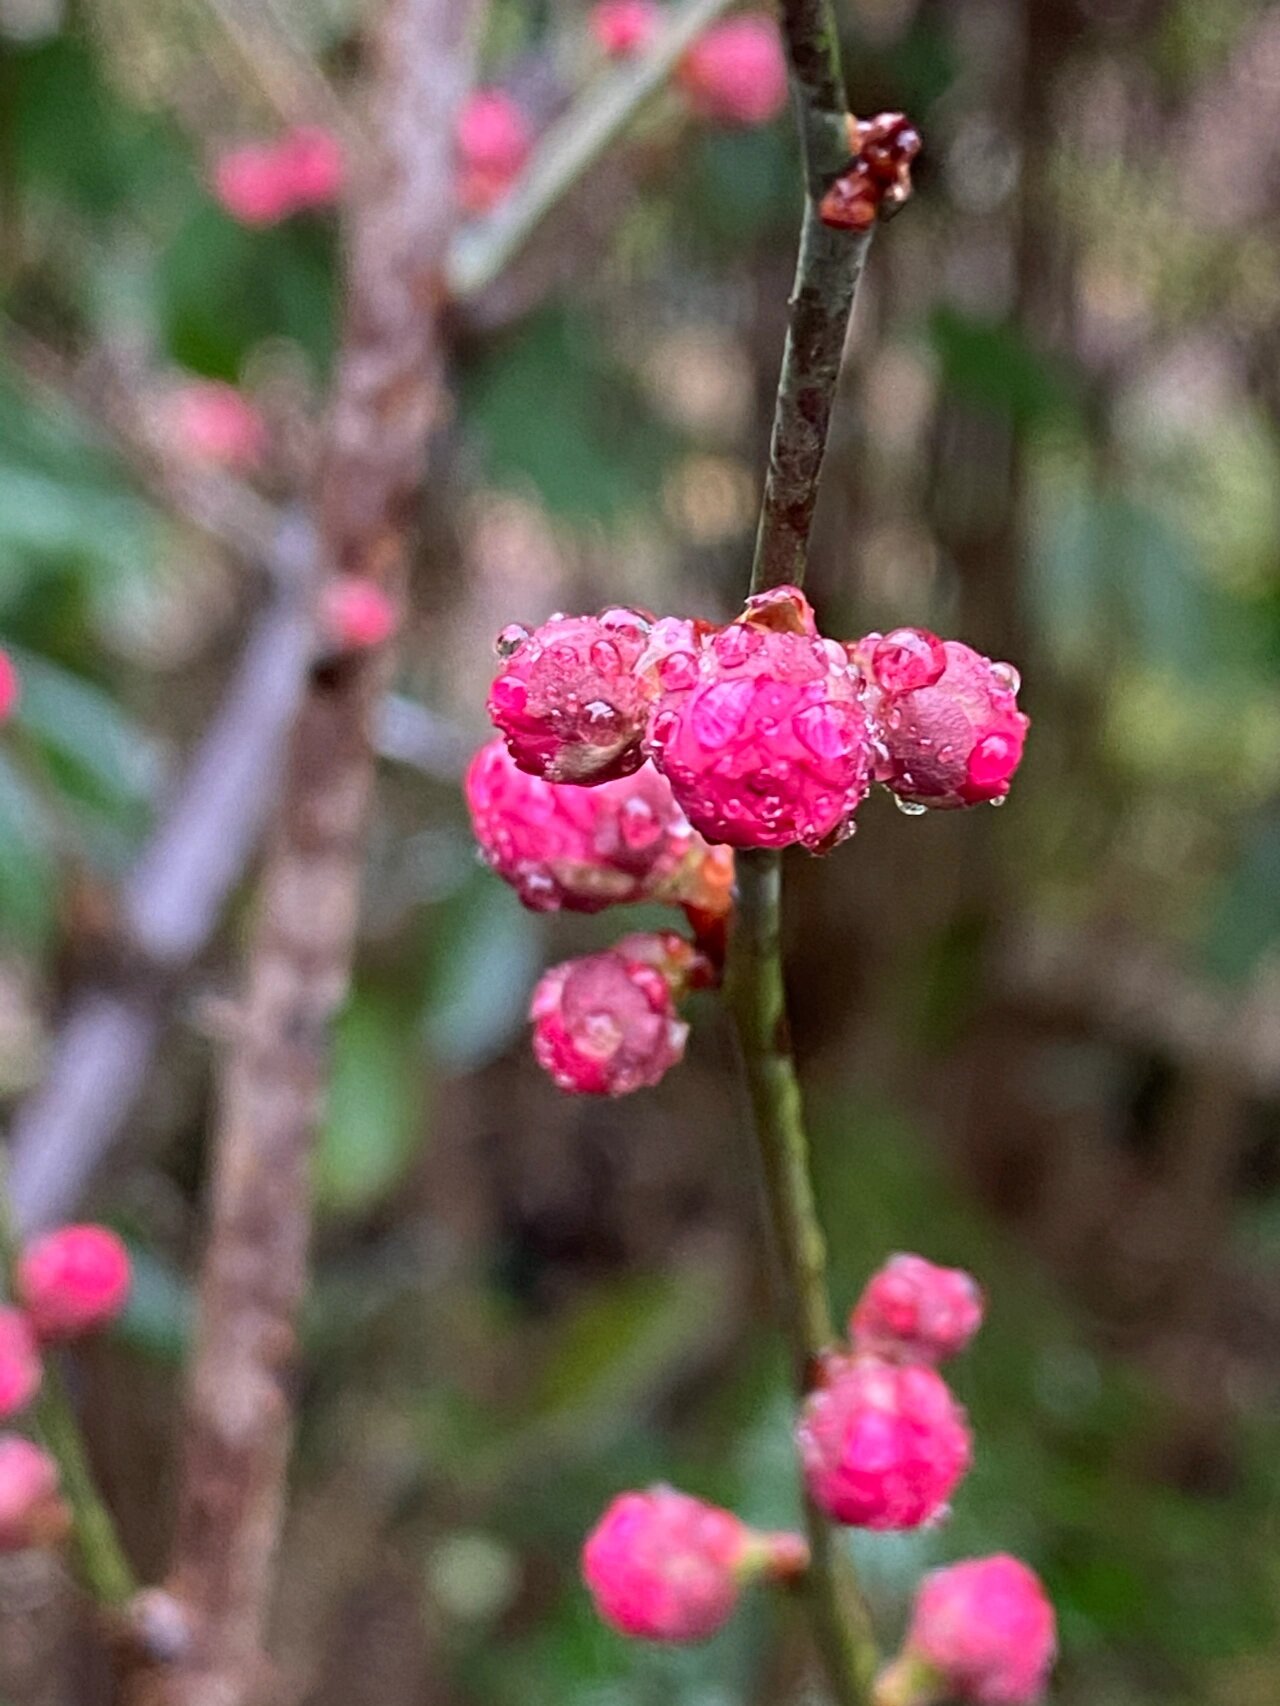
712,625,763,669
990,661,1021,695
691,679,754,749
871,628,947,696
490,676,528,716
988,793,1007,808
619,797,661,849
967,730,1020,789
793,702,852,762
582,698,621,732
893,795,928,816
658,651,698,691
495,623,531,659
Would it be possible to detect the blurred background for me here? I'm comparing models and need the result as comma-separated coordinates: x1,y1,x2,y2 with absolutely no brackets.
1,0,1279,1701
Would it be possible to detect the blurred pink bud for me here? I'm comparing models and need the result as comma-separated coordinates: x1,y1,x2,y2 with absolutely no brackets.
489,607,659,785
591,0,661,58
17,1225,132,1342
0,651,19,724
456,89,532,215
583,1485,806,1642
167,381,268,473
891,1555,1057,1704
0,1437,67,1552
530,932,697,1096
320,579,399,651
853,632,1029,810
797,1354,972,1530
644,585,873,852
465,738,732,915
851,1254,984,1365
0,1309,40,1419
278,125,345,209
678,16,789,127
211,141,297,226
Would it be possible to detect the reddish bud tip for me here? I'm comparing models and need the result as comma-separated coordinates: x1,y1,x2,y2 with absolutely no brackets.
456,89,532,214
0,651,19,724
820,112,921,232
17,1224,132,1342
851,1253,984,1365
320,579,399,652
0,1310,40,1419
0,1436,66,1552
590,0,661,58
166,381,268,473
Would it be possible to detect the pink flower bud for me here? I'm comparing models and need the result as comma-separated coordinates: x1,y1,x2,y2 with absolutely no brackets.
0,1436,67,1552
456,89,532,215
582,1486,806,1642
465,738,732,916
320,579,399,651
645,586,873,851
854,632,1029,810
17,1225,131,1342
677,16,789,127
796,1355,972,1530
489,608,658,785
210,141,298,226
530,932,697,1096
278,125,345,209
851,1254,984,1366
0,650,19,723
0,1309,40,1419
590,0,661,57
166,381,268,473
895,1555,1057,1704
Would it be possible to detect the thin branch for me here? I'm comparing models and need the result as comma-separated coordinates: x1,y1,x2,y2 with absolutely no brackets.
130,2,483,1700
445,0,735,299
725,3,883,1702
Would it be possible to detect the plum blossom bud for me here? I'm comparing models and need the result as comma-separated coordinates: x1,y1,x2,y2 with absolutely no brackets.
17,1225,132,1342
465,739,732,916
320,579,399,651
530,932,701,1096
590,0,661,57
277,125,345,209
489,608,659,785
582,1486,807,1642
853,631,1029,810
0,1309,40,1419
819,112,921,232
851,1254,984,1366
796,1355,972,1530
211,141,297,226
645,585,873,851
456,89,532,215
0,1437,67,1552
166,381,268,472
677,16,789,127
0,651,19,723
879,1555,1057,1705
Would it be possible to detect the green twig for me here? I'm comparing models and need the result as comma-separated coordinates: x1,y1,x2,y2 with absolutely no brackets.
726,3,883,1702
0,1161,136,1607
446,0,735,298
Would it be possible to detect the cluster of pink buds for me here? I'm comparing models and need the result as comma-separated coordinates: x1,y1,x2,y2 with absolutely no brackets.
211,125,345,226
470,589,1026,1093
579,1255,1056,1702
0,1225,130,1554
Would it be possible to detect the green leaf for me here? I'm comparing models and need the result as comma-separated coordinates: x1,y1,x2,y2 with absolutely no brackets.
930,306,1081,429
317,986,428,1215
421,871,543,1071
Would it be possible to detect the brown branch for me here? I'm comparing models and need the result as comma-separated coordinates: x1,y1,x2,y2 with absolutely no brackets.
124,3,483,1701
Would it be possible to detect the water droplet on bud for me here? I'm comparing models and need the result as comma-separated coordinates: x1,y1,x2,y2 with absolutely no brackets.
495,624,531,659
893,794,928,816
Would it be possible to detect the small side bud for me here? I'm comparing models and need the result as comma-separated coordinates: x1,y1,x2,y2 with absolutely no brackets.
164,381,268,473
582,1486,805,1643
456,89,532,215
677,16,789,128
0,1310,41,1419
529,932,700,1097
820,112,921,232
590,0,661,58
851,1253,984,1365
16,1224,132,1342
0,1436,67,1552
0,651,19,724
